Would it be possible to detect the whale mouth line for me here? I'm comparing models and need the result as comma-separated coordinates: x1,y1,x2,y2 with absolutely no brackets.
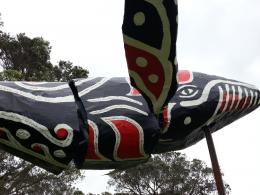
206,83,259,126
180,79,258,108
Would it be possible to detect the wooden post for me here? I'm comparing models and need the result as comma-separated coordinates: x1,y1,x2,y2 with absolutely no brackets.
203,126,226,195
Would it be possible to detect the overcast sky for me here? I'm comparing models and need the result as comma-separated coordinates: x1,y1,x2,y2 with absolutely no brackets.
1,0,260,194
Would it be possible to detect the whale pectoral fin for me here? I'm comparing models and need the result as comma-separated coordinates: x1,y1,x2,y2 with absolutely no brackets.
123,0,178,114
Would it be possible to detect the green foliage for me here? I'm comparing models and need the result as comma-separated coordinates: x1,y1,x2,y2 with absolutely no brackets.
101,192,113,195
53,60,89,82
85,193,113,195
0,27,88,81
0,150,84,195
73,190,86,195
0,32,53,81
108,152,231,195
0,69,23,81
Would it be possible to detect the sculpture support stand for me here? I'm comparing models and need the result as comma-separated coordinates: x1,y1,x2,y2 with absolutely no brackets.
203,127,226,195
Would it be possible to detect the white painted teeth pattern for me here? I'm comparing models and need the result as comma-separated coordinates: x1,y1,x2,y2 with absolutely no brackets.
217,85,259,118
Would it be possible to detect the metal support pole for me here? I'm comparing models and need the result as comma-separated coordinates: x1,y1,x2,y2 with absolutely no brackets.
203,126,226,195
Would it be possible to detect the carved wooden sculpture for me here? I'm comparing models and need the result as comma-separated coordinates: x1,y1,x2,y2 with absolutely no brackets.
0,2,259,193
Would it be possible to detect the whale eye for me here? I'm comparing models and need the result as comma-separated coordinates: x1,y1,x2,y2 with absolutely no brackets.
178,85,199,98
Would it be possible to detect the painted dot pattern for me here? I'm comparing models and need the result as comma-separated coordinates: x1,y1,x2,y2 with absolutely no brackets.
124,44,165,99
0,129,5,137
134,12,146,26
32,144,42,152
16,129,31,140
184,117,192,125
0,128,6,137
148,74,159,84
54,150,66,158
136,57,148,68
56,128,68,139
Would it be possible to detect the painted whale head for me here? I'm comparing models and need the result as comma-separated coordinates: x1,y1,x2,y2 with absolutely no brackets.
158,70,260,150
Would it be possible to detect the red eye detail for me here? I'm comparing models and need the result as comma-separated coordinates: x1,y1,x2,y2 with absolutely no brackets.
56,128,68,139
32,144,42,152
178,70,193,84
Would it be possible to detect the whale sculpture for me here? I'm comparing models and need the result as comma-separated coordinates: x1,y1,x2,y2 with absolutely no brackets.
0,70,259,174
0,0,259,179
